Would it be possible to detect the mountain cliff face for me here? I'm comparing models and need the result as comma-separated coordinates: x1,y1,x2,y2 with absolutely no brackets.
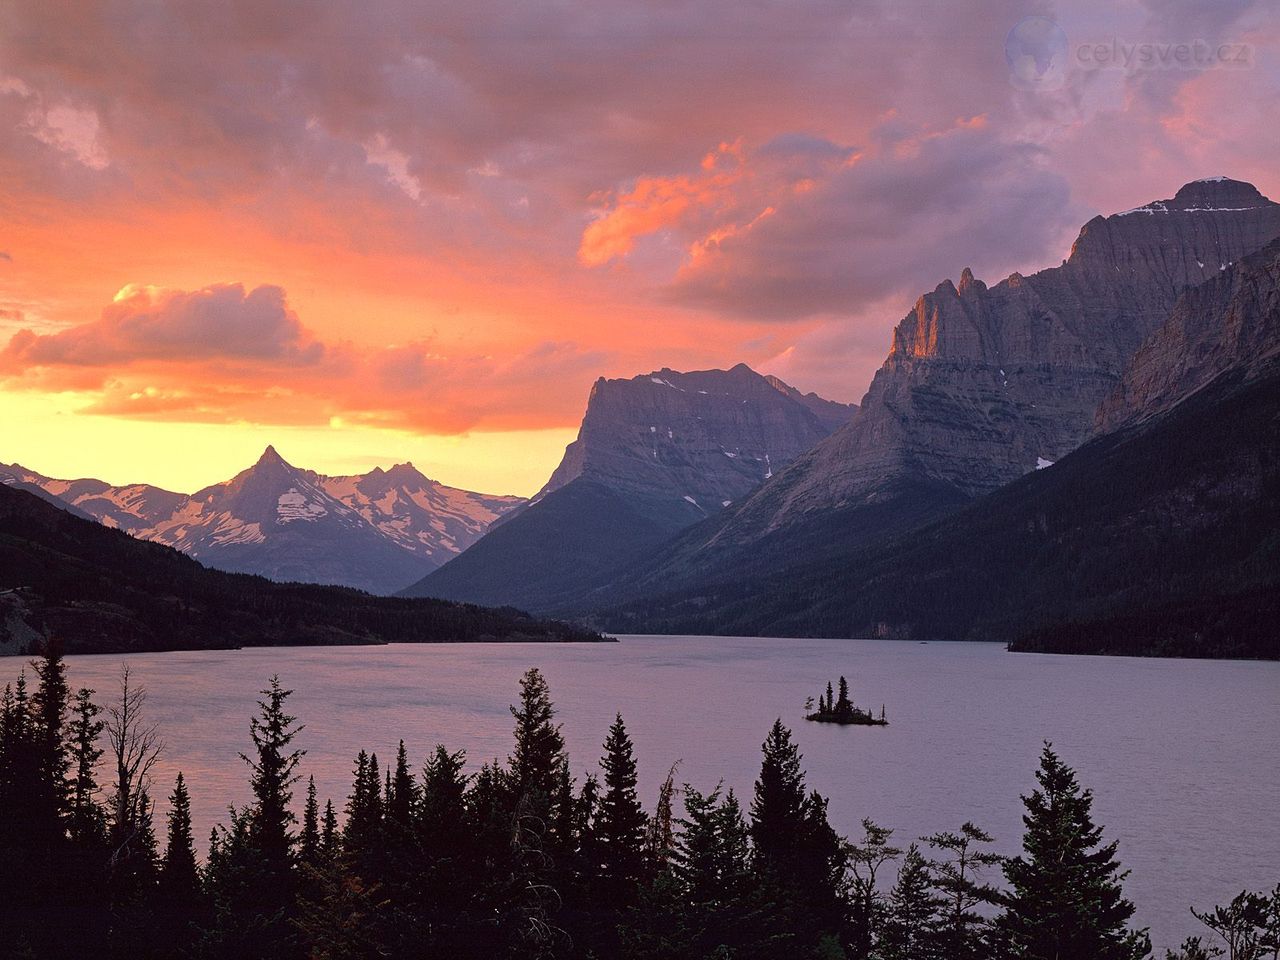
571,178,1280,608
1096,236,1280,431
721,177,1280,532
537,363,854,519
402,365,853,610
583,240,1280,656
0,449,523,594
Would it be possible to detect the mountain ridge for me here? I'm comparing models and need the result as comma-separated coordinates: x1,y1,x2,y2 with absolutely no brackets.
1,449,524,594
403,364,853,609
563,178,1280,613
0,481,603,656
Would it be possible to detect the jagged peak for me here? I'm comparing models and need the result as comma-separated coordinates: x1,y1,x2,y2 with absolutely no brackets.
255,445,290,468
958,266,985,296
385,461,427,482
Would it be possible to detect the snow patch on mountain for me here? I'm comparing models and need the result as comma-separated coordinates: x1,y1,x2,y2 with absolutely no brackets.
277,489,328,522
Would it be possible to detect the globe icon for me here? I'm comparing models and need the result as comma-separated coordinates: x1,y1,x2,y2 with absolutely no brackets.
1005,16,1069,91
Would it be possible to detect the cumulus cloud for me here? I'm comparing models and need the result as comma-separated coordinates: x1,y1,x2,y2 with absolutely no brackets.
0,281,607,434
1,283,323,368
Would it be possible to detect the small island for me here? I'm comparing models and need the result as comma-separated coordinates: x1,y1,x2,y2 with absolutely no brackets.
805,676,887,726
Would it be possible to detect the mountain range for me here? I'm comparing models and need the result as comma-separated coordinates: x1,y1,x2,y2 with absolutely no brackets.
529,177,1280,630
577,235,1280,658
0,450,523,595
401,364,855,610
5,177,1278,659
0,480,601,656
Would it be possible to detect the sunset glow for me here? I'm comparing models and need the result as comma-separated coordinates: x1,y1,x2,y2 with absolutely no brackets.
2,1,1277,493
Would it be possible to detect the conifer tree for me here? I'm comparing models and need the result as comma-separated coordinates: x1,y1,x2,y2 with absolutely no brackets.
228,676,305,959
750,719,807,872
343,750,385,876
998,743,1151,960
388,740,416,831
320,800,339,861
300,775,320,865
154,771,205,953
68,687,105,843
595,713,648,892
924,821,1001,960
419,745,469,859
161,772,200,899
31,643,71,837
836,676,853,719
508,667,568,828
878,843,943,960
850,819,902,959
241,676,304,871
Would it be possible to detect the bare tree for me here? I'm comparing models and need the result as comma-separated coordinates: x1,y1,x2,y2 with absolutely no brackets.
105,666,164,863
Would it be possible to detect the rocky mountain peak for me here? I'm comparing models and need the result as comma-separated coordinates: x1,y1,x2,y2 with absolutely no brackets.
537,364,854,512
256,444,287,466
1097,236,1280,432
695,177,1280,540
957,266,984,297
1171,177,1268,210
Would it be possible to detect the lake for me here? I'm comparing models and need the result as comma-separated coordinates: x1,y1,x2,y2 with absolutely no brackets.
8,636,1278,950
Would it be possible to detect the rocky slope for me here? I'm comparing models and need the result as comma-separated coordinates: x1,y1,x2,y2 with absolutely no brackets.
1096,236,1280,431
403,365,854,610
536,363,854,516
1,449,523,594
571,178,1280,607
0,482,602,656
580,234,1280,657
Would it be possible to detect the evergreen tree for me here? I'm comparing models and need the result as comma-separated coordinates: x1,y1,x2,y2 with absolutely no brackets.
343,750,385,876
388,740,416,831
595,713,649,892
161,772,200,898
68,687,105,843
224,675,306,959
878,843,943,960
750,719,808,873
998,743,1151,960
419,744,469,859
850,819,902,959
924,821,1002,960
835,676,853,720
751,719,849,949
300,775,320,865
320,800,339,861
508,667,568,829
241,676,304,871
31,643,71,837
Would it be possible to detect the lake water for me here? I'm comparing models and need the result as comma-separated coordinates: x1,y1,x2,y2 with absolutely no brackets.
8,636,1278,950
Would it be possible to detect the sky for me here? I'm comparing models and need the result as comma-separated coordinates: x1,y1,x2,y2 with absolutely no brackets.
1,0,1277,497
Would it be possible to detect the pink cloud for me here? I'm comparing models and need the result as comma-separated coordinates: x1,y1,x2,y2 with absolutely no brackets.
1,282,323,368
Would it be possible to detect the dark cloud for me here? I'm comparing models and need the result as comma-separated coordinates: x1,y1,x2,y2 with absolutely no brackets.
665,124,1081,319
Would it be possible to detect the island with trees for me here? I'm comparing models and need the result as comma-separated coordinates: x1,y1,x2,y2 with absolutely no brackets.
806,676,887,726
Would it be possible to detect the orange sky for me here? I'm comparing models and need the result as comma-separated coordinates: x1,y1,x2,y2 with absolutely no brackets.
2,1,1277,495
